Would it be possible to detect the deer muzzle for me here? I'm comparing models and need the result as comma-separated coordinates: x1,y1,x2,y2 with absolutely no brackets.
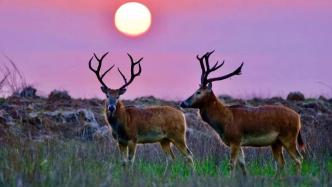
180,101,190,108
108,105,116,114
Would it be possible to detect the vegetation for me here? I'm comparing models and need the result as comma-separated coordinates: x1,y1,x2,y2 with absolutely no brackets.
0,138,331,187
0,54,28,97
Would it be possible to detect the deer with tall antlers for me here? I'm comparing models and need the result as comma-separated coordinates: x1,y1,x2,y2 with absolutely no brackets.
89,52,194,173
180,51,304,176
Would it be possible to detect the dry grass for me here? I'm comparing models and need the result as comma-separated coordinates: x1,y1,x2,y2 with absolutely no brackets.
0,128,331,187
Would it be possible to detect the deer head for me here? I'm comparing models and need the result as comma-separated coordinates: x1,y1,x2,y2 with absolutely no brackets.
89,52,142,115
180,51,243,108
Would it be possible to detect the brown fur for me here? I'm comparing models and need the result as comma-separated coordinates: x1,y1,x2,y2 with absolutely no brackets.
182,88,304,176
105,100,194,172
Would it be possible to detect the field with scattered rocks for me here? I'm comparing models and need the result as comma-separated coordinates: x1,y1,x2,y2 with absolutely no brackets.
0,88,331,186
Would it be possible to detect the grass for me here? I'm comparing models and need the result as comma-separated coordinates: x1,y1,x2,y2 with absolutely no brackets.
0,139,331,187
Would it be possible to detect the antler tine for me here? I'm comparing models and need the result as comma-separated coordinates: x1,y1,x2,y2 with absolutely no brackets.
88,52,113,89
204,50,215,70
118,68,127,84
127,53,142,78
94,52,109,62
198,50,218,86
206,62,244,83
197,50,243,86
101,64,115,80
210,60,225,71
118,53,143,90
88,56,95,71
197,54,206,85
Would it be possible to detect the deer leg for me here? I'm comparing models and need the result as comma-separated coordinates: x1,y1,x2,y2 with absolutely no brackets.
237,148,247,176
128,141,137,170
281,139,302,175
172,139,195,172
229,143,240,177
160,139,175,175
118,143,128,168
271,142,285,177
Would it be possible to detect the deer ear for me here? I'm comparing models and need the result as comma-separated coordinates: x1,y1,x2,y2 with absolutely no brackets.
119,88,127,95
101,86,109,94
207,82,213,90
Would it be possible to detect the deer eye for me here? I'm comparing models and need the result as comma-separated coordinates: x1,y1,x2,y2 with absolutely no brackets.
196,91,201,95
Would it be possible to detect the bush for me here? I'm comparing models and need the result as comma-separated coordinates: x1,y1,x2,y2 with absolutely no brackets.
19,86,37,98
48,90,72,101
287,91,305,101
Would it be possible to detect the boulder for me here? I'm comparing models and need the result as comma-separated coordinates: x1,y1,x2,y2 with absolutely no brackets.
43,109,99,127
77,109,100,128
287,92,305,101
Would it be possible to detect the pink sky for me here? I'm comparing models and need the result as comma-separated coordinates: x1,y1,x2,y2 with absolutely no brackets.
0,0,331,99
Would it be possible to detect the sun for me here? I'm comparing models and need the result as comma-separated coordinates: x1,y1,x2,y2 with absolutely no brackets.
114,2,152,37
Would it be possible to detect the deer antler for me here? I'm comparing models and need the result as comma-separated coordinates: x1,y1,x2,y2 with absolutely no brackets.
118,53,143,90
89,52,114,89
197,50,243,87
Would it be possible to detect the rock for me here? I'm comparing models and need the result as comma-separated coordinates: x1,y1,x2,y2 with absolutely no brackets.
319,95,328,101
76,109,100,140
0,98,5,105
219,95,233,102
88,98,103,107
28,112,43,129
43,111,65,123
131,96,174,106
303,100,330,113
93,126,112,139
77,109,100,128
266,97,284,104
48,90,71,102
287,92,305,101
61,111,78,123
22,109,102,140
227,99,247,106
328,98,332,103
20,86,37,98
0,110,15,126
43,109,99,126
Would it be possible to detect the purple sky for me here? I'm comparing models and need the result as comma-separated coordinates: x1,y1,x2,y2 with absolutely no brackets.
1,0,331,99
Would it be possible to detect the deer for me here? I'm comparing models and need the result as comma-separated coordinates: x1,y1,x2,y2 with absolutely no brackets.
180,51,304,176
89,52,194,173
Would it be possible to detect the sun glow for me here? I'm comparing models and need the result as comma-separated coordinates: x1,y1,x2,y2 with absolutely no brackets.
114,2,152,37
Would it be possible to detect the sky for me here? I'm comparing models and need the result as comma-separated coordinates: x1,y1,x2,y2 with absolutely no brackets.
0,0,331,99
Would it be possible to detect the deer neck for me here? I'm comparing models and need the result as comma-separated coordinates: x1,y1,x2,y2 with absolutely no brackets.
106,100,131,142
199,92,232,136
107,101,127,126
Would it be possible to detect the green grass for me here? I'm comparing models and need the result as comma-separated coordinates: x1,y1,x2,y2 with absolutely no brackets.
0,140,331,187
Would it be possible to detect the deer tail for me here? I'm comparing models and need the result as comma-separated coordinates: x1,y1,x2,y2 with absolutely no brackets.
297,131,305,153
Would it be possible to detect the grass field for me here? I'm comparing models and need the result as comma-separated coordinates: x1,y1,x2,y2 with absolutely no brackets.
0,139,331,187
0,95,331,186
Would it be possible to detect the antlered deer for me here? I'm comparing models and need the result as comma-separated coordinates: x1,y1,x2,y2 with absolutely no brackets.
89,52,194,173
180,51,304,176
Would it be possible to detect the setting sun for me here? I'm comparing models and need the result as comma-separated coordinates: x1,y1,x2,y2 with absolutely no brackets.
114,2,152,37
